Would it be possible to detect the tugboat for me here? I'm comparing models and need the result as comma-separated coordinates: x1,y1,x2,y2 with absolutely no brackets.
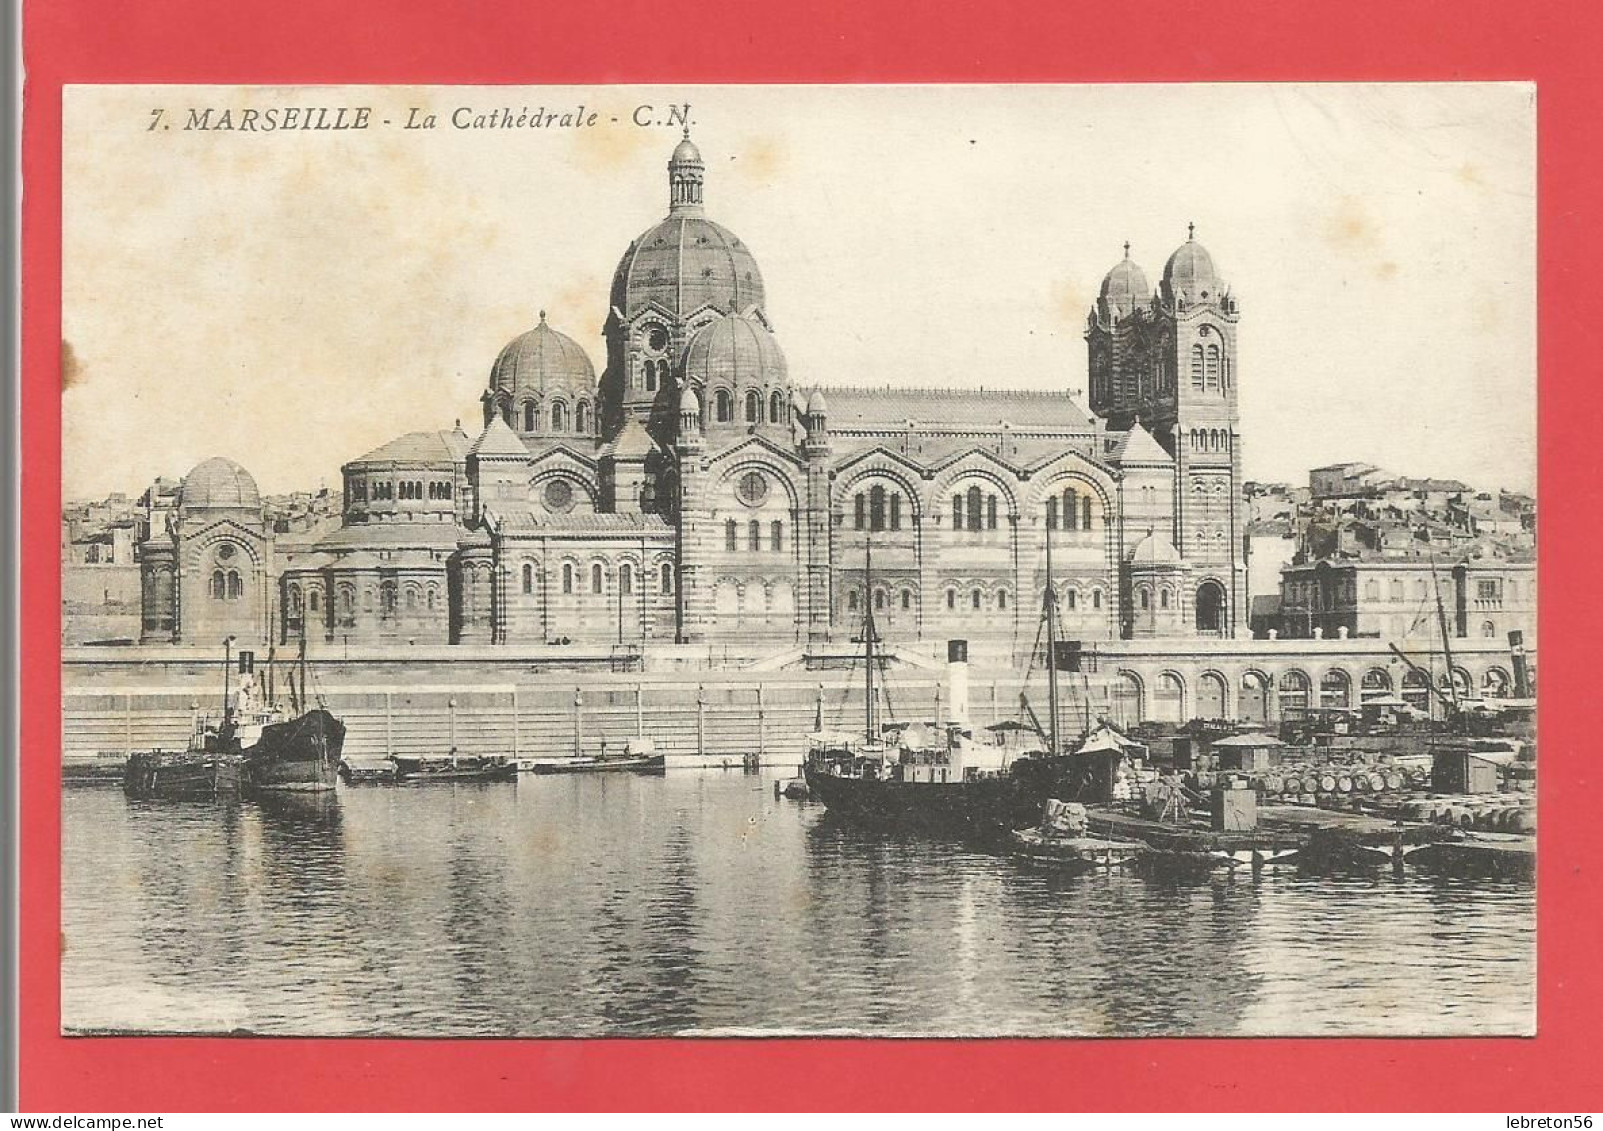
240,630,344,794
803,535,1083,840
124,636,253,800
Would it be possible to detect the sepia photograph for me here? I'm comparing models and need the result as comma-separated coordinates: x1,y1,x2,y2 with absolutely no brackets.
56,82,1536,1039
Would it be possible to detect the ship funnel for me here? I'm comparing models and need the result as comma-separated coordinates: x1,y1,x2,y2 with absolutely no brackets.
947,639,969,728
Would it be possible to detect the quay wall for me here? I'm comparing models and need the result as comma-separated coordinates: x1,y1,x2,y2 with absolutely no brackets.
59,638,1530,767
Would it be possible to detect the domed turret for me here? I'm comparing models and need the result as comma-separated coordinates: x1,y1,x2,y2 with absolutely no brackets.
1127,529,1183,567
682,312,788,393
180,456,261,513
806,387,829,416
1160,224,1222,306
1098,243,1151,321
490,311,596,398
610,134,766,320
487,312,600,439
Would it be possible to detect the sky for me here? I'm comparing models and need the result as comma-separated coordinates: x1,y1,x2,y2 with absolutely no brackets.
61,83,1536,500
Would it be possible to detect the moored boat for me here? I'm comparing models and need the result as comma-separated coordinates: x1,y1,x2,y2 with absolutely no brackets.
1009,800,1145,870
391,752,518,783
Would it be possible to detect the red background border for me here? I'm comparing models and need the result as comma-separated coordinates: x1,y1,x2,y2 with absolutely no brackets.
18,0,1603,1111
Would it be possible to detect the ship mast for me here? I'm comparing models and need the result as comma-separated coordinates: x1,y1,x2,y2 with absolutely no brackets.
1431,557,1461,722
1044,522,1060,756
863,536,877,744
298,620,310,715
222,634,235,724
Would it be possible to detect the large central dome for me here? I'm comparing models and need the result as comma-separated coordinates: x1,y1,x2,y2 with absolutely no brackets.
609,133,766,319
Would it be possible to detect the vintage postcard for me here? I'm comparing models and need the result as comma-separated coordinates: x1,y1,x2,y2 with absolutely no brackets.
57,83,1535,1039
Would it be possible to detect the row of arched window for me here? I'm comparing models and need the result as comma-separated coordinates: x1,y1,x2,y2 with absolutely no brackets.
528,560,676,599
725,519,786,553
209,569,243,600
1188,343,1228,392
642,359,670,392
1188,428,1230,452
282,580,443,624
1045,490,1094,531
853,486,904,532
503,398,593,434
350,478,454,505
710,388,790,427
953,486,1000,532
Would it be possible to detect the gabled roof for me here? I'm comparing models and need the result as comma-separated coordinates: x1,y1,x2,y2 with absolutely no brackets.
818,385,1093,431
469,416,530,459
1108,424,1173,466
490,510,674,535
703,431,804,469
598,418,660,461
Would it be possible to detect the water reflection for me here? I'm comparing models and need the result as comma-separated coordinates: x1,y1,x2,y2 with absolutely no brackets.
61,775,1535,1037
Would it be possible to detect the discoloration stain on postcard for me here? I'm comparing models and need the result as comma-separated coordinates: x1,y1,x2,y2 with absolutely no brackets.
61,340,84,392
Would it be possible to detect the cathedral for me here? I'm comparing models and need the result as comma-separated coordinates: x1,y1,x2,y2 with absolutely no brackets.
140,132,1248,659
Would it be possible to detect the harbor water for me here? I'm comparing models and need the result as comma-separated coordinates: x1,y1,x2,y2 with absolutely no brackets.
62,772,1535,1037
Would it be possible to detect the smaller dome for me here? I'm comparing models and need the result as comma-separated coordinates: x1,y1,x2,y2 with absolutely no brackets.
1098,247,1151,320
672,135,703,165
1128,530,1183,567
680,386,702,416
1161,228,1221,305
682,313,788,392
181,456,260,511
490,313,596,397
806,387,828,415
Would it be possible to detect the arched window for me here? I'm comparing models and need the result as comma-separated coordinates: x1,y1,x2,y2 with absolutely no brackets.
551,401,568,431
575,402,590,433
661,562,674,595
405,589,417,610
900,589,912,610
427,587,437,611
309,589,321,612
1046,497,1058,530
771,520,784,552
874,589,886,611
967,486,983,532
715,389,733,424
380,582,396,615
946,588,956,610
1066,589,1077,610
1205,344,1222,391
848,590,860,612
523,402,537,432
1482,620,1496,638
561,564,574,594
971,588,983,610
853,493,865,530
870,485,886,531
521,562,534,595
770,391,785,425
725,519,738,551
998,589,1009,610
591,563,604,593
1190,344,1205,390
986,495,998,530
1139,588,1151,610
1092,588,1103,609
749,520,761,552
745,390,761,424
210,570,225,599
951,494,964,530
620,564,633,596
1082,495,1093,530
889,494,902,531
1160,588,1170,609
226,571,242,599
